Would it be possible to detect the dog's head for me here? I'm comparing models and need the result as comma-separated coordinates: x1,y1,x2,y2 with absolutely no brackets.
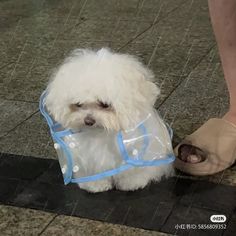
45,48,160,131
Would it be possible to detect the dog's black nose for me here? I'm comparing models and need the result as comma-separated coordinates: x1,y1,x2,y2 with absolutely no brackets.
84,116,96,126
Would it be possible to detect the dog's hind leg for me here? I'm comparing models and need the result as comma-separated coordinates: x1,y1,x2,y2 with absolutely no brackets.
114,165,174,191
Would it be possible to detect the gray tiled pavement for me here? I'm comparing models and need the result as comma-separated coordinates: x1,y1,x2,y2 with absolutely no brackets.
0,0,235,235
0,0,217,158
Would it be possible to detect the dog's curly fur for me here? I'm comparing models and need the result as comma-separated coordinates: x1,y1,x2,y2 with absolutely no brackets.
45,48,174,192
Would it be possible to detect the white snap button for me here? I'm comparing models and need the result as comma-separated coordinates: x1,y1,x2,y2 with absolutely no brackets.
54,143,60,149
69,142,76,148
73,165,79,173
61,165,67,174
132,149,138,156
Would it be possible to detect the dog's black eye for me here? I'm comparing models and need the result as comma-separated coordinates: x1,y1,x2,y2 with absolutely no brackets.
98,101,111,109
75,102,82,108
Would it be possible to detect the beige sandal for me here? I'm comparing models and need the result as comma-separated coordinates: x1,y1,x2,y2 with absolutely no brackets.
174,118,236,176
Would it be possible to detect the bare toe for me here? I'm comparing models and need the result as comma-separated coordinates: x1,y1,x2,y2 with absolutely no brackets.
178,144,206,163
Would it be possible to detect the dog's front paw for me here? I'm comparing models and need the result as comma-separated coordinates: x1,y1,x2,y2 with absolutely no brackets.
114,171,150,191
114,166,173,191
115,178,149,191
78,179,113,193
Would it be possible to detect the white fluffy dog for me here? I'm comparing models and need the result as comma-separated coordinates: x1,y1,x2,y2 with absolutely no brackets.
45,48,174,192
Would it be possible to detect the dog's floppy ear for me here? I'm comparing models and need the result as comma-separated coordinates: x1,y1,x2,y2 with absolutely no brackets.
135,64,160,106
141,79,160,105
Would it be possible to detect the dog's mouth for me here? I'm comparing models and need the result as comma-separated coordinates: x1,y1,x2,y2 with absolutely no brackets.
79,123,104,131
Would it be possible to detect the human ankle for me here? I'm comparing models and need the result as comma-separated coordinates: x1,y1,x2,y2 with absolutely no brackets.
223,111,236,125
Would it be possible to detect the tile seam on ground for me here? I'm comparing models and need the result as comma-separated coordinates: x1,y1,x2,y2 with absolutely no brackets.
118,0,188,51
37,214,60,236
0,97,38,104
157,43,216,109
0,110,39,139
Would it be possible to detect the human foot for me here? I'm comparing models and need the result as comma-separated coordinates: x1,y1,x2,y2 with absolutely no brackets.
223,111,236,127
174,118,236,175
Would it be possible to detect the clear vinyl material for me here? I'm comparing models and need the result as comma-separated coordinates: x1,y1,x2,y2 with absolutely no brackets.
40,91,175,184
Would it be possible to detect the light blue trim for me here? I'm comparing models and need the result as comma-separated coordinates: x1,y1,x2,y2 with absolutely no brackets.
39,90,175,185
52,134,73,185
40,91,73,184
